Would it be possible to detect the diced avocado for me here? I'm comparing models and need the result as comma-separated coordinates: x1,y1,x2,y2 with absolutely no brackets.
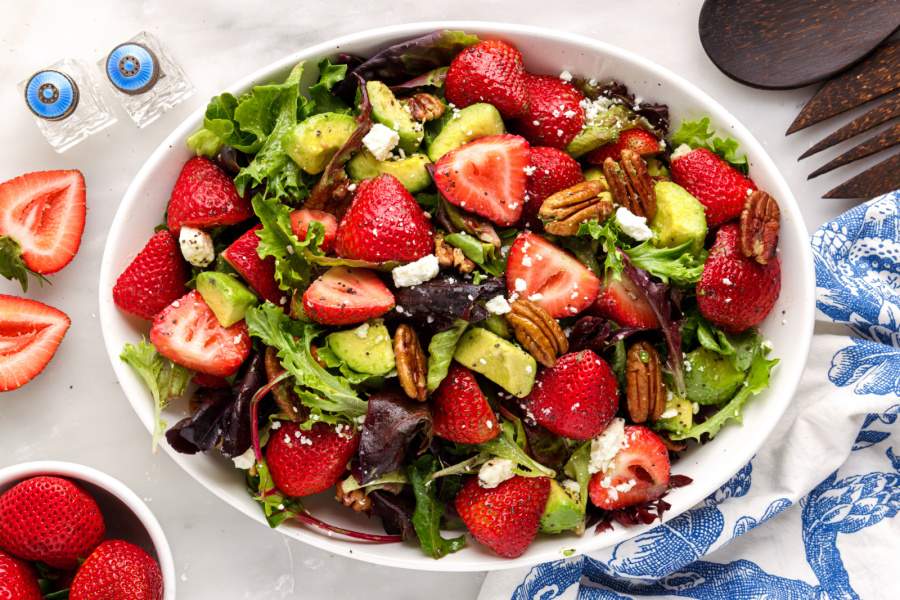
196,272,258,327
566,104,636,158
427,103,505,161
646,157,670,179
346,150,432,193
651,181,708,254
283,112,357,174
453,328,536,398
656,393,693,433
479,314,512,339
366,81,424,153
583,168,606,184
540,480,584,534
684,347,744,405
326,320,395,376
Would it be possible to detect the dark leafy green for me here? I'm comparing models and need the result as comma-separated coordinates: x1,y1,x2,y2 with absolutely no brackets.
407,455,466,559
358,391,433,484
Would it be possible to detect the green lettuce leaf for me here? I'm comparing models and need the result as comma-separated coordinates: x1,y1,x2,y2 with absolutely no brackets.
563,441,592,511
252,195,320,291
0,236,48,292
681,310,764,371
307,59,350,115
426,320,469,391
577,218,624,279
670,117,748,173
407,455,466,559
443,232,506,277
624,240,707,286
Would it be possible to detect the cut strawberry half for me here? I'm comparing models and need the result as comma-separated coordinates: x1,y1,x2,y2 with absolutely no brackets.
149,290,251,377
506,232,600,318
290,209,338,254
584,128,663,164
302,267,395,326
166,157,252,233
221,225,286,306
0,295,70,391
593,272,659,329
588,425,670,510
0,170,85,275
433,134,529,226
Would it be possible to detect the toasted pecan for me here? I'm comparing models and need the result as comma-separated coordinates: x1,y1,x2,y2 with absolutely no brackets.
394,324,428,401
625,341,666,423
603,149,657,219
539,180,614,236
507,299,569,367
404,93,446,122
335,480,372,512
740,190,780,265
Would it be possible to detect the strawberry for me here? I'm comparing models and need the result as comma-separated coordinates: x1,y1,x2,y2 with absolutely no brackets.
0,550,42,600
522,146,583,228
149,290,251,377
69,540,162,600
302,266,395,326
585,127,663,164
290,208,337,254
526,350,618,440
266,421,359,497
515,74,585,149
0,476,104,569
670,146,756,227
588,425,670,510
455,475,550,558
166,156,252,233
113,230,189,320
697,224,781,333
506,232,600,318
432,364,499,444
593,272,659,329
444,39,528,119
0,295,70,392
221,225,286,305
334,174,433,262
433,134,530,226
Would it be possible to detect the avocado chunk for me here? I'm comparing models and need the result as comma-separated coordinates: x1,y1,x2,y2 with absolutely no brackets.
655,393,693,433
326,320,395,376
347,150,432,193
453,328,536,398
684,347,744,405
566,104,636,158
366,81,424,153
196,272,258,327
427,103,505,161
651,181,708,254
583,167,606,184
540,480,584,534
283,112,357,174
646,157,670,179
479,314,512,339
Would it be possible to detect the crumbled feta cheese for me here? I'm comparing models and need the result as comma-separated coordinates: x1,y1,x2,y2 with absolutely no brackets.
231,447,256,470
478,458,516,489
527,293,543,302
362,123,400,161
514,278,527,292
671,143,693,160
391,254,439,288
561,479,581,498
522,255,533,267
271,421,282,430
659,408,679,420
485,295,512,315
354,322,370,338
588,418,626,474
615,207,653,241
178,226,215,267
559,70,573,82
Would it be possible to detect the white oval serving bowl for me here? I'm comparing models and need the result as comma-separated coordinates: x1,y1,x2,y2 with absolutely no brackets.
0,461,175,598
99,21,815,572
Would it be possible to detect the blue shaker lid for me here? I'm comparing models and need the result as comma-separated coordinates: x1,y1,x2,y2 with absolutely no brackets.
25,70,79,120
105,42,159,94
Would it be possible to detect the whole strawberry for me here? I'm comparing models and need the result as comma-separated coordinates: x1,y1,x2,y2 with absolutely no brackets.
585,127,663,164
166,156,252,233
526,350,618,440
69,540,162,600
0,550,42,600
588,425,670,510
0,476,105,569
697,224,781,333
266,421,359,497
455,475,550,558
445,39,528,118
522,146,583,228
113,230,189,320
432,364,499,444
334,174,433,262
670,146,756,227
515,74,585,149
221,225,285,305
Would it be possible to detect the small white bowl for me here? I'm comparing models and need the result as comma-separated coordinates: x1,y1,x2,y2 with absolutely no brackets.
0,461,175,599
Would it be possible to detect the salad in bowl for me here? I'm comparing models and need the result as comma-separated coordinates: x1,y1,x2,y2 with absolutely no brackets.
108,28,789,562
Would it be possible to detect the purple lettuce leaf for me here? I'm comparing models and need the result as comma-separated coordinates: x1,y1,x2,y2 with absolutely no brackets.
221,351,267,457
574,78,670,134
391,276,505,332
356,391,433,484
369,489,417,540
568,316,646,353
390,67,448,92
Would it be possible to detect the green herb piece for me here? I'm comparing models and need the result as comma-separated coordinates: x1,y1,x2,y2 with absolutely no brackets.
623,240,707,286
444,232,506,277
407,455,466,559
0,236,48,292
426,320,469,391
670,117,748,173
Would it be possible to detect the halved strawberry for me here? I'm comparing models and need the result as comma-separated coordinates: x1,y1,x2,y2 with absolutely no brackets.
515,74,585,149
506,232,600,318
0,170,85,274
433,134,530,226
302,267,394,326
113,230,189,320
221,225,285,306
166,157,253,233
585,127,663,164
432,364,499,444
444,39,529,119
290,209,338,254
588,425,670,510
149,290,251,377
0,295,70,391
593,273,659,329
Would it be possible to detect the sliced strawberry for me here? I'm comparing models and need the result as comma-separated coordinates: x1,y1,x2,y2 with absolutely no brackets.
522,146,583,228
166,157,252,233
432,364,499,444
433,134,529,226
585,127,663,164
0,170,85,274
0,295,70,392
593,272,659,329
302,267,394,326
506,232,600,318
113,230,189,320
221,225,286,306
515,74,585,149
588,425,670,510
266,421,359,497
290,209,338,254
444,39,529,119
149,290,251,377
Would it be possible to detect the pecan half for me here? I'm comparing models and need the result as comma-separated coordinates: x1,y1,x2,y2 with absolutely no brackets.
435,233,476,274
603,149,656,219
539,180,614,236
335,480,372,513
394,324,427,401
625,341,666,423
264,347,304,422
404,93,445,122
740,190,780,265
507,299,569,367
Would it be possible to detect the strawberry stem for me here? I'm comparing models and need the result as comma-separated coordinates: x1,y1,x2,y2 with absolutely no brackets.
293,507,402,543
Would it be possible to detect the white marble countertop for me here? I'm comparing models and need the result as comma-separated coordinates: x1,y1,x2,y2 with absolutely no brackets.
0,1,883,598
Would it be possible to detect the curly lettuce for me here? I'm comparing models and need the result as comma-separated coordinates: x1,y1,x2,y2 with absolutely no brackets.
670,117,748,173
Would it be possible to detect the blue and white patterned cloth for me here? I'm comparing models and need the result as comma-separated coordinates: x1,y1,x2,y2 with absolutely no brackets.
480,192,900,600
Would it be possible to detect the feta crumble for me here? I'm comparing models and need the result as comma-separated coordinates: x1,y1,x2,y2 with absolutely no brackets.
615,207,653,241
588,418,626,474
354,322,370,339
391,254,439,288
485,295,512,315
478,458,516,489
362,123,400,161
231,447,256,470
559,70,573,82
178,226,215,267
514,277,528,292
671,143,693,161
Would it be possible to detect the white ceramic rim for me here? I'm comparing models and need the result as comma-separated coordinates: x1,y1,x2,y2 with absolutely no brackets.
0,461,176,598
99,20,815,572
